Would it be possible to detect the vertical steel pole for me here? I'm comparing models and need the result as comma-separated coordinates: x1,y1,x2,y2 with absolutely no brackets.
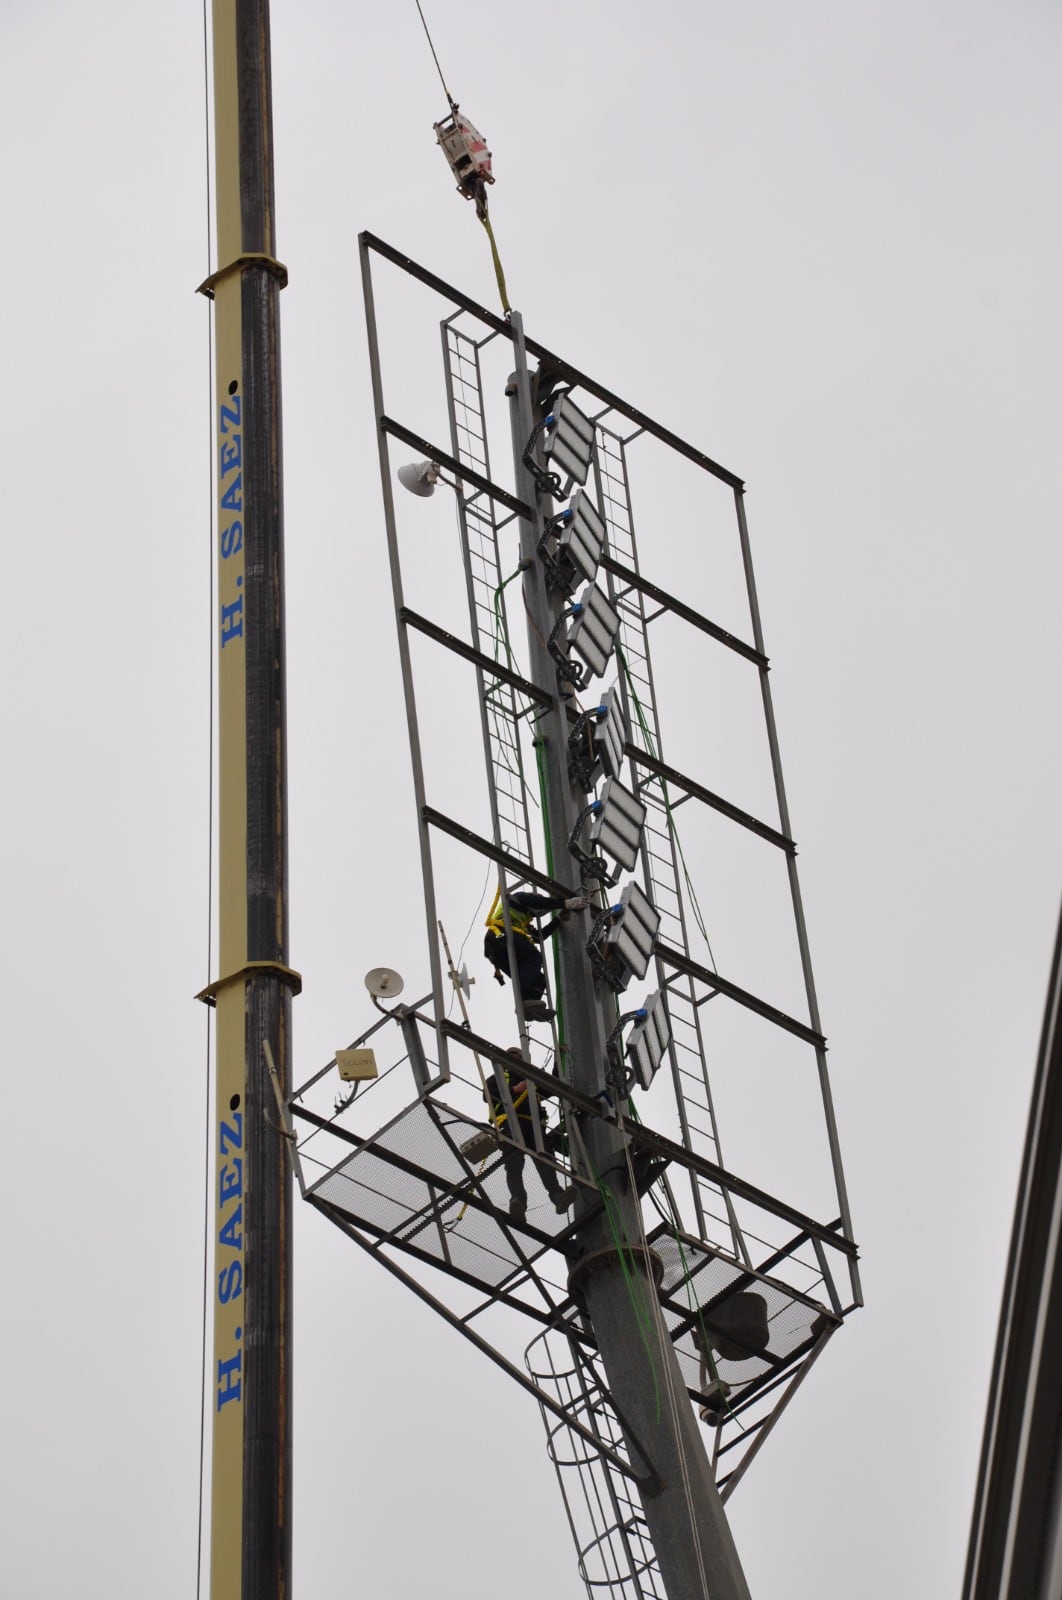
507,320,752,1600
204,3,293,1596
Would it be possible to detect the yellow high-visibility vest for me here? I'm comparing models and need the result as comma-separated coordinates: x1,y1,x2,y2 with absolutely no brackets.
485,888,535,943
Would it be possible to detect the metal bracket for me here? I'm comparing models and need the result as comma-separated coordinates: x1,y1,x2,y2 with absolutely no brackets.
195,959,303,1007
196,252,289,299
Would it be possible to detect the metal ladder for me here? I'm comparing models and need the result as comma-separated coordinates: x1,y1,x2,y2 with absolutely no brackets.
442,319,538,873
593,424,747,1263
526,1326,667,1600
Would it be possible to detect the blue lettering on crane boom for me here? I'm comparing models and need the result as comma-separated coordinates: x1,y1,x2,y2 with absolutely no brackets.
216,1105,244,1411
218,387,244,648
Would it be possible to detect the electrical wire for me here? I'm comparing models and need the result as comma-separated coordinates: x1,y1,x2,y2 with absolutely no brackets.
588,1155,662,1424
196,1,215,1591
617,646,718,968
446,858,494,1020
491,565,521,671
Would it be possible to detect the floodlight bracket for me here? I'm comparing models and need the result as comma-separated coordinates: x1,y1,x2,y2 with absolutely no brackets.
522,414,563,499
569,801,616,888
537,509,581,595
585,904,633,992
603,1006,647,1097
547,608,586,691
567,704,604,790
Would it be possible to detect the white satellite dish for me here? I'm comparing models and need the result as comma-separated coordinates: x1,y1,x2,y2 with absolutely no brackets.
364,966,405,999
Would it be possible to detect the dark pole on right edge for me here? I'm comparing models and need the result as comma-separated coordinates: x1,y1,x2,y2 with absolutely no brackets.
506,315,752,1600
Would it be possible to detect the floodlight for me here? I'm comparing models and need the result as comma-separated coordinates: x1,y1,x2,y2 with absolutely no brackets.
596,687,627,779
697,1291,771,1363
542,393,595,486
567,583,621,683
625,991,671,1092
589,777,646,874
397,459,441,497
605,881,660,982
568,685,628,791
555,488,606,587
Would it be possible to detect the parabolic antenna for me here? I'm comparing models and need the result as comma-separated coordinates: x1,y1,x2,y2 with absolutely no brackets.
364,966,405,999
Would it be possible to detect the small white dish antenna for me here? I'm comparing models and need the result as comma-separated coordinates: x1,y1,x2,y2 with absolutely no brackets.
365,966,405,999
397,460,440,498
453,962,474,999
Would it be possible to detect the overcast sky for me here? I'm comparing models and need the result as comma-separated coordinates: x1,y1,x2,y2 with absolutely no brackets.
1,2,1059,1597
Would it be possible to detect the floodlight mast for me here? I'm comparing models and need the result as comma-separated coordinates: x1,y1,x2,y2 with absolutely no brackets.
507,319,752,1600
200,2,294,1597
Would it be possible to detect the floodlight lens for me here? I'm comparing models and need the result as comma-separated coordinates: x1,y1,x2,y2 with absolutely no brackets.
557,488,605,585
543,394,595,486
589,778,646,873
568,583,620,682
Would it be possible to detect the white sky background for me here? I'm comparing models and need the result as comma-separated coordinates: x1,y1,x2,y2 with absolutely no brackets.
0,1,1059,1596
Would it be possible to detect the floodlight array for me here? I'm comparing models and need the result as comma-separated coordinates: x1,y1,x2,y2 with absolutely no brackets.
589,777,646,874
542,393,595,487
568,685,628,791
625,991,671,1092
567,583,621,684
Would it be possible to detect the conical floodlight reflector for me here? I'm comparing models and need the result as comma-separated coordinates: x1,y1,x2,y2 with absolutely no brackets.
698,1291,771,1363
397,460,439,497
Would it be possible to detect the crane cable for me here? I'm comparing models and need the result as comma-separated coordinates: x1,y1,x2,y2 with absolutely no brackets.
414,0,456,109
196,0,216,1591
412,0,511,314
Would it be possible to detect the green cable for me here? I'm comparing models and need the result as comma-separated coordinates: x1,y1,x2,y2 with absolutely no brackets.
530,729,569,1050
492,568,521,671
534,739,555,880
590,1157,663,1424
487,567,541,808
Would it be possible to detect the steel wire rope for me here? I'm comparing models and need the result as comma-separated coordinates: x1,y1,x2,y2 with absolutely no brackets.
412,1,510,312
196,2,215,1592
412,0,455,107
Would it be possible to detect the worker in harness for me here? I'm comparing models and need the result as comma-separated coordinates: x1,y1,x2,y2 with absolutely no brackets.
484,886,590,1021
485,1048,573,1222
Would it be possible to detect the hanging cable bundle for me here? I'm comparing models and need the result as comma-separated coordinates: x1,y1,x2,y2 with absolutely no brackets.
414,0,511,313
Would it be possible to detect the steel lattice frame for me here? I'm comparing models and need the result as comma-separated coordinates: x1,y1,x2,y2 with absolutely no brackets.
287,234,862,1598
